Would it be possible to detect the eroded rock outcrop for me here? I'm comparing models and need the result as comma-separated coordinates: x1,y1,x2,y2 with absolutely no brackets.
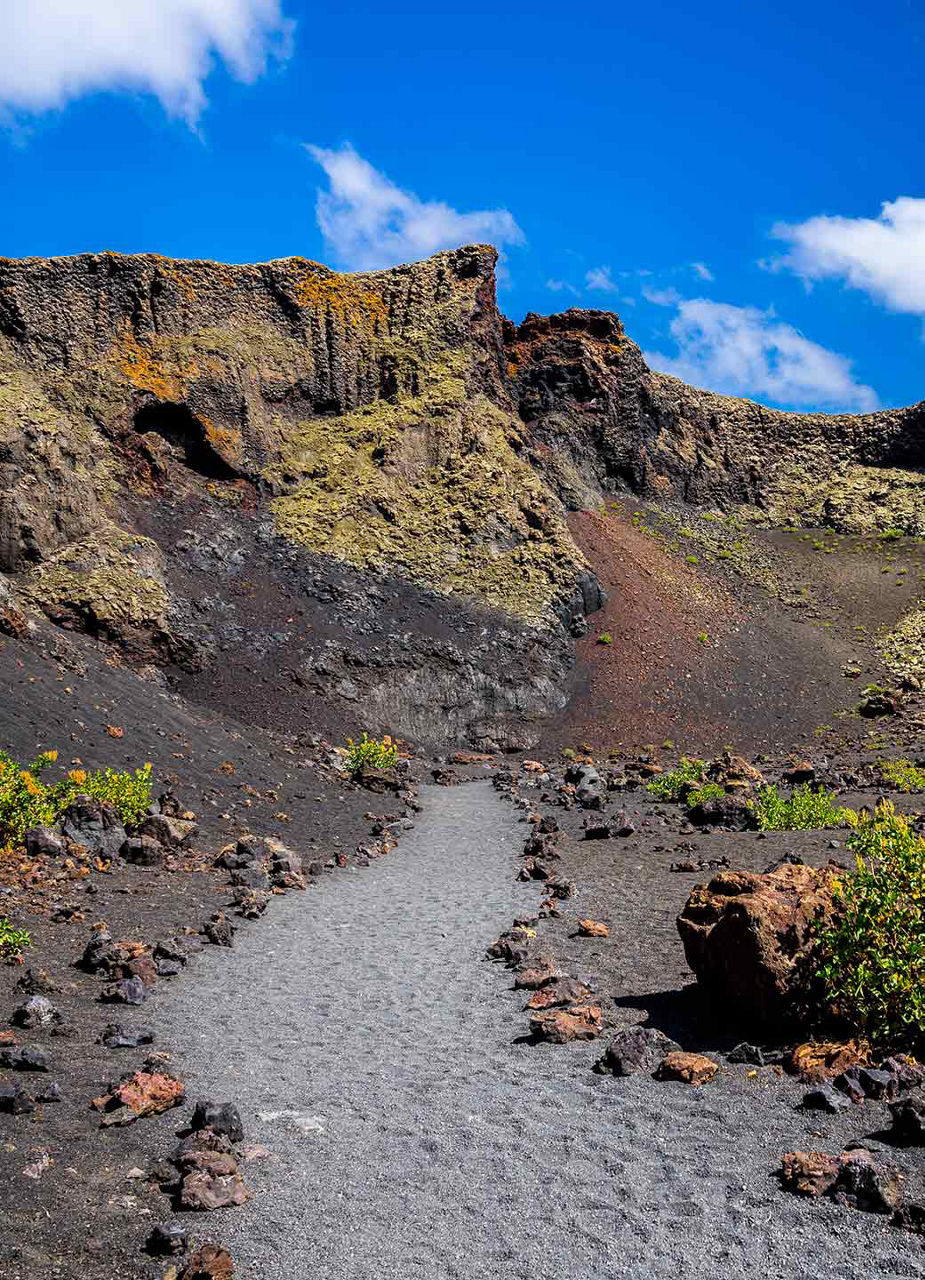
676,862,837,1028
1,243,922,746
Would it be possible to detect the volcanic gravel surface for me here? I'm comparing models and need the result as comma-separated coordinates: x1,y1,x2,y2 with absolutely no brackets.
157,782,925,1279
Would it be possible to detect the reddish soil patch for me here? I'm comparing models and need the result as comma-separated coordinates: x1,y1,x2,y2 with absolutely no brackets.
550,511,878,756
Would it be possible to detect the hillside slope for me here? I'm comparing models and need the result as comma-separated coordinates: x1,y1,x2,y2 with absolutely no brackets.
1,244,922,749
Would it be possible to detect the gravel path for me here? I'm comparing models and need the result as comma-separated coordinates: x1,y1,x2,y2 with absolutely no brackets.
158,783,924,1280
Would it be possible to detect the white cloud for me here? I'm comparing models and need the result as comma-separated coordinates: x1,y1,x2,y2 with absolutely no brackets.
546,278,579,296
691,261,714,281
585,265,617,291
306,143,525,272
772,198,925,316
644,296,878,412
642,285,682,306
0,0,291,124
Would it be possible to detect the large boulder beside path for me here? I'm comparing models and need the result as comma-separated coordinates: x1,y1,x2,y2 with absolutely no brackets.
676,862,837,1029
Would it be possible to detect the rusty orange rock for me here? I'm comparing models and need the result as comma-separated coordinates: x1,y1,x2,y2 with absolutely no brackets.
786,1040,870,1083
577,918,609,938
655,1051,718,1085
529,1003,603,1043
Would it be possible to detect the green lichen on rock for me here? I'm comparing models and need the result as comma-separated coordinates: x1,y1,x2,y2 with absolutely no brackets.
267,350,585,624
750,458,925,536
20,524,169,636
879,607,925,682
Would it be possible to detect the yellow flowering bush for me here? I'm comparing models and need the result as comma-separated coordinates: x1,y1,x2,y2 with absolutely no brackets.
0,749,153,848
345,733,398,774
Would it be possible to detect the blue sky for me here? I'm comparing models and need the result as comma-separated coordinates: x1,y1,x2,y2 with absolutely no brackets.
1,0,922,412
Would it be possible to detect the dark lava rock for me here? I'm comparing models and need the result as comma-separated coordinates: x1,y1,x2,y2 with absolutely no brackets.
858,692,897,718
832,1149,905,1213
232,887,269,919
856,1066,900,1101
229,865,271,890
727,1042,766,1066
35,1081,61,1103
834,1066,867,1105
890,1096,925,1143
802,1085,851,1114
191,1100,245,1143
59,794,126,857
355,765,402,794
146,1222,189,1256
11,995,62,1030
216,837,265,870
0,1045,48,1072
595,1026,681,1077
14,968,59,995
24,826,65,858
892,1204,925,1234
0,1082,35,1114
687,793,757,830
204,912,235,947
120,836,165,867
154,937,189,968
101,975,146,1005
99,1023,155,1049
139,814,199,847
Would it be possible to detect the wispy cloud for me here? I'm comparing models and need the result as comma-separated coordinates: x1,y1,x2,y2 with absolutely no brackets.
691,261,714,281
642,285,682,306
546,278,580,296
585,265,617,291
770,197,925,317
307,143,525,272
644,295,878,412
0,0,292,125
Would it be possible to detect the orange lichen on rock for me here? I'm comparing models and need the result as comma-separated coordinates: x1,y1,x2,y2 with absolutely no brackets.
116,330,191,400
290,261,388,328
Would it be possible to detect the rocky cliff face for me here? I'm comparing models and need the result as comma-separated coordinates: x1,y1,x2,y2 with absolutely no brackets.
1,243,922,747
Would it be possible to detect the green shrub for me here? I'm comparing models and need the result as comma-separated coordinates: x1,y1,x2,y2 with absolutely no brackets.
750,782,853,831
646,757,707,801
815,802,925,1044
345,732,397,774
0,919,31,962
880,758,925,793
0,749,153,848
597,631,613,645
686,781,725,808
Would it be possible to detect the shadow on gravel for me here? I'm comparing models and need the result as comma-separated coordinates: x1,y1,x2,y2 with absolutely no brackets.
612,985,748,1055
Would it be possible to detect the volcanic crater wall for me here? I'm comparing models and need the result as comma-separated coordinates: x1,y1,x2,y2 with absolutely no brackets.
0,243,922,747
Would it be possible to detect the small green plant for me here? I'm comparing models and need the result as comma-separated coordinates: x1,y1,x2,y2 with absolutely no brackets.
0,919,31,962
345,733,398,774
685,555,699,566
696,631,709,646
750,783,854,831
597,631,613,645
646,757,707,801
686,781,725,808
0,750,153,848
816,802,925,1044
879,758,925,793
880,528,903,542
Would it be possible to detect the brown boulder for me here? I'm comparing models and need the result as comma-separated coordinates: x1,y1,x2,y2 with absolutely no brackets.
677,862,836,1028
786,1040,870,1083
577,919,609,938
529,1004,603,1043
780,1151,842,1197
654,1051,718,1085
177,1245,235,1280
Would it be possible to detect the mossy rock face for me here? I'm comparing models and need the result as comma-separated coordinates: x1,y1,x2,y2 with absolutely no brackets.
880,609,925,682
20,525,171,654
1,242,923,648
